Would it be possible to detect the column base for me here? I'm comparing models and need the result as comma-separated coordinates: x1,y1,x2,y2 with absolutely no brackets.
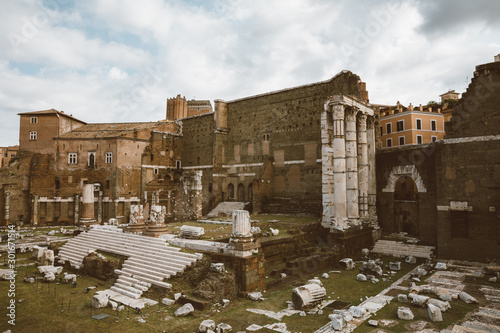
143,225,170,238
126,223,147,234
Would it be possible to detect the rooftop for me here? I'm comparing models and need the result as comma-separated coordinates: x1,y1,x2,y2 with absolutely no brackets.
17,108,86,124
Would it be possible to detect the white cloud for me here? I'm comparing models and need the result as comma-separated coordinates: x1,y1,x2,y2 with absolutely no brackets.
0,0,499,146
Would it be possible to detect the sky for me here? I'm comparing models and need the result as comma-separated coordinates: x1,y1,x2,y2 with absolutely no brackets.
1,0,499,146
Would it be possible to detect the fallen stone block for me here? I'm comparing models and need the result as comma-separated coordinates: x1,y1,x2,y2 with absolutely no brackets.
246,324,263,331
175,303,194,317
405,256,417,264
411,294,430,307
270,228,279,236
216,323,232,333
459,291,478,304
92,294,109,309
108,300,118,311
339,258,355,270
349,305,365,318
38,265,63,275
397,307,414,320
368,319,378,327
435,262,447,270
292,283,326,309
307,278,323,287
427,298,450,312
389,262,401,271
199,319,216,332
322,273,329,279
161,298,175,306
63,273,77,283
180,225,205,239
44,272,56,282
247,292,263,301
357,274,367,282
427,303,443,322
329,314,344,330
361,248,370,257
397,294,408,303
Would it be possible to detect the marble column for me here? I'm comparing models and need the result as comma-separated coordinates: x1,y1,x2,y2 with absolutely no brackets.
81,184,95,221
357,113,369,217
74,194,80,225
332,104,348,229
97,191,103,223
4,191,10,225
231,210,252,242
32,195,39,225
321,103,334,228
366,117,377,216
345,107,359,222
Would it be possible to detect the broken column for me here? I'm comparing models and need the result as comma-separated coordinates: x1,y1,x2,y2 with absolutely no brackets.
32,194,39,225
321,102,334,228
292,282,327,309
231,210,252,242
4,191,10,225
345,107,359,224
127,204,146,234
80,184,95,223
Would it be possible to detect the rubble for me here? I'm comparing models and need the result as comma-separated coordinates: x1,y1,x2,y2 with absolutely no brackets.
397,294,408,303
175,303,195,317
427,303,443,322
411,294,430,307
291,283,326,309
210,263,225,273
247,292,263,301
359,260,383,277
459,291,478,304
63,273,77,283
329,314,344,330
435,262,447,270
427,298,450,312
405,256,417,264
357,274,367,282
216,323,232,333
270,228,279,236
361,248,370,257
368,319,378,327
397,307,414,320
92,294,109,309
339,258,355,270
199,319,216,332
180,225,205,239
389,262,401,271
322,273,329,279
161,298,175,306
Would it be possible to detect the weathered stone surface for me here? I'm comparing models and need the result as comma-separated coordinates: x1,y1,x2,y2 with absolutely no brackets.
360,260,383,276
247,292,263,301
459,291,478,304
368,320,378,327
349,305,365,318
210,263,225,273
357,274,367,282
405,256,417,264
246,324,263,331
340,258,355,270
397,294,408,303
161,298,175,306
307,278,323,287
175,303,195,317
216,323,232,333
361,248,370,256
199,319,216,332
427,298,450,312
38,265,63,275
44,272,56,282
329,314,344,330
270,228,279,236
92,294,109,309
397,307,414,320
292,283,326,309
63,273,77,283
108,300,118,310
322,273,329,279
427,303,443,322
180,225,205,239
435,262,447,270
41,249,55,266
411,294,430,307
389,262,401,271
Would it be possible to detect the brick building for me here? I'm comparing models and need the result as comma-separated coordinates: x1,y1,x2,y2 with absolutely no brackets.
377,56,500,261
0,145,19,168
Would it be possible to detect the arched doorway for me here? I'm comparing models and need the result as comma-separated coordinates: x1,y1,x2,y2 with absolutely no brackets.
228,183,234,200
248,183,253,204
394,176,419,236
237,183,245,202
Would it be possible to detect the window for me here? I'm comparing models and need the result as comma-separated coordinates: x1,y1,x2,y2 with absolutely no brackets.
386,123,392,134
29,131,37,140
68,153,77,164
105,152,112,164
154,167,159,175
30,116,38,124
176,160,181,169
197,157,200,165
399,136,405,146
416,119,422,130
431,136,437,142
106,180,110,189
417,135,423,144
88,152,96,168
10,153,15,157
55,178,60,190
387,138,392,147
431,120,437,131
397,120,404,132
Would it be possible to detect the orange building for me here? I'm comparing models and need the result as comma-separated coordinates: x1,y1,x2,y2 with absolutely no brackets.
166,95,213,120
440,90,460,122
379,102,445,148
0,145,19,168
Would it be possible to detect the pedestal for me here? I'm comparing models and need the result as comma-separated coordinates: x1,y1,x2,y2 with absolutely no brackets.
126,223,147,234
143,224,170,237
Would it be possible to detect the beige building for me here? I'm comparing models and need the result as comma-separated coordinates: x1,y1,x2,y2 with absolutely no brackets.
0,146,19,168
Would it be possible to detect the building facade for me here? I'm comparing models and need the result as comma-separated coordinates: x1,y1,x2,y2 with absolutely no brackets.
0,146,19,168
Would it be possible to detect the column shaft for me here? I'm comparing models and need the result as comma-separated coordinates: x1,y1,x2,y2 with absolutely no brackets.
357,114,369,217
321,106,334,227
332,104,348,229
345,108,359,221
367,117,377,216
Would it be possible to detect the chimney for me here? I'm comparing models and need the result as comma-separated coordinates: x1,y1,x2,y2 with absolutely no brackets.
495,54,500,62
408,103,414,111
419,104,423,111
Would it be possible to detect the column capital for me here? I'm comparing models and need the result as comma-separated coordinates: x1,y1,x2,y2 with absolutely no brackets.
345,107,358,122
331,103,345,120
357,113,367,123
366,116,375,129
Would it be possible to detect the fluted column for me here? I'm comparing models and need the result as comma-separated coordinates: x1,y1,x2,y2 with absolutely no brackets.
81,184,95,221
321,103,334,228
4,191,10,225
231,210,252,243
32,195,39,225
332,104,348,229
345,107,359,222
366,117,377,216
357,113,369,217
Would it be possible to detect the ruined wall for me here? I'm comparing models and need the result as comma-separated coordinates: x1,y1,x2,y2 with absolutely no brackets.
435,140,500,260
376,144,438,245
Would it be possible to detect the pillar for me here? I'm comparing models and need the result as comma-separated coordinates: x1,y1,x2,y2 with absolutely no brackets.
321,103,334,228
357,113,369,218
366,117,377,216
81,184,95,221
97,191,103,223
345,107,359,222
32,195,39,225
167,191,172,215
231,210,252,242
74,194,80,225
4,191,10,225
332,104,348,229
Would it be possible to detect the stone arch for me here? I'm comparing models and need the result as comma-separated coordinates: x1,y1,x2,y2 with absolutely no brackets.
248,183,253,203
228,183,234,200
382,165,427,193
394,176,418,201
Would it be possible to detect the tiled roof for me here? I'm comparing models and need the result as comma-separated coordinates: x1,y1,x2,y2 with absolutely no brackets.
17,109,86,123
57,121,171,139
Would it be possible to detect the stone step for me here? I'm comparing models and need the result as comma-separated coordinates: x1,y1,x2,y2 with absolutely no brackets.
126,255,191,270
110,286,141,299
114,282,143,295
122,261,177,277
121,267,164,281
138,276,172,290
89,230,179,252
452,325,490,333
116,275,140,285
462,320,500,333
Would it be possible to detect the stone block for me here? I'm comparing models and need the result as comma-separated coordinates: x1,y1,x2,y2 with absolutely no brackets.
175,303,194,317
427,303,443,322
397,307,414,320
